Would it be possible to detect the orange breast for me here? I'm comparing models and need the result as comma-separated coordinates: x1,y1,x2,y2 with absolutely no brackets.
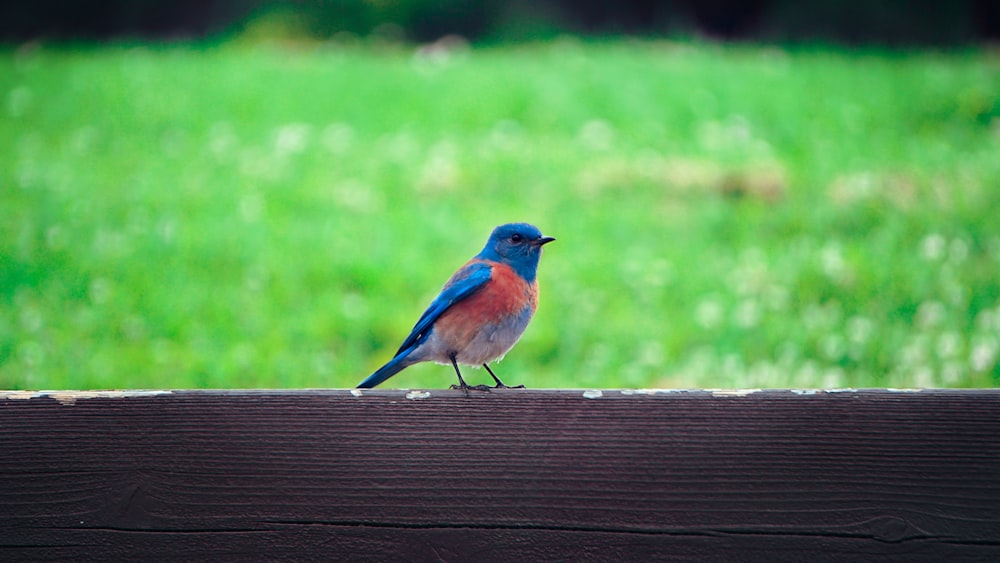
434,262,537,348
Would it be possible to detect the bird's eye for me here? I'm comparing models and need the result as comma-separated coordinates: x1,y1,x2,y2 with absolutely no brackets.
510,234,523,243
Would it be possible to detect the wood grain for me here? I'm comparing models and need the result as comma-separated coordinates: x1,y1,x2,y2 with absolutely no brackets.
2,389,999,561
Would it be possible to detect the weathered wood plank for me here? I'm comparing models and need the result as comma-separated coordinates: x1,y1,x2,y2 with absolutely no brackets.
2,388,999,561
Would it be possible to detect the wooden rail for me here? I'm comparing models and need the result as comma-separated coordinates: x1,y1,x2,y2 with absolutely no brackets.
3,388,999,560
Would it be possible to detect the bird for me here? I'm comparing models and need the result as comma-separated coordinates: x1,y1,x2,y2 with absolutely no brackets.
357,223,554,390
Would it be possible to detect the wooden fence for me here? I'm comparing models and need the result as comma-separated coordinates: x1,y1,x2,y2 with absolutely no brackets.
3,388,999,560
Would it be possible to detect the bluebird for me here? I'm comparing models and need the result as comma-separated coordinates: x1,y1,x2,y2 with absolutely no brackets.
357,223,554,390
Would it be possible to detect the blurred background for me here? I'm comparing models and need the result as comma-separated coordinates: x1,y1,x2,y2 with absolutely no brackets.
2,1,999,390
2,1,999,44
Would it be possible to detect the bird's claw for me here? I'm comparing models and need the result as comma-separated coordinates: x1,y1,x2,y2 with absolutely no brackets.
450,383,492,392
493,383,525,389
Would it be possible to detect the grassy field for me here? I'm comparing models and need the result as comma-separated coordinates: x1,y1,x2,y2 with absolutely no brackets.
2,39,999,390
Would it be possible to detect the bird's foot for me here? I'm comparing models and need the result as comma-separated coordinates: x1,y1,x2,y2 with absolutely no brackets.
493,382,525,389
450,383,492,392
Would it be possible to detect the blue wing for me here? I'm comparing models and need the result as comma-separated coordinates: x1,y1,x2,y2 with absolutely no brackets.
394,261,492,355
356,261,492,389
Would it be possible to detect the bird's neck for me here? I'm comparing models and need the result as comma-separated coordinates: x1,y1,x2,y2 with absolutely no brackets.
476,249,539,283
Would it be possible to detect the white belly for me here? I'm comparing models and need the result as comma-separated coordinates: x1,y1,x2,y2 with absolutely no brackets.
413,305,535,366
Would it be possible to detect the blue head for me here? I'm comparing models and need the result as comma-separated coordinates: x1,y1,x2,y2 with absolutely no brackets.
476,223,555,282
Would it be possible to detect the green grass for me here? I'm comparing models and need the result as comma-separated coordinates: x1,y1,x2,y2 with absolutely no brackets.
2,39,999,390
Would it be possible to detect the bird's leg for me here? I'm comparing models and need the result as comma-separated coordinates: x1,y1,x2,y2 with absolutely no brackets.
448,355,490,393
483,364,525,389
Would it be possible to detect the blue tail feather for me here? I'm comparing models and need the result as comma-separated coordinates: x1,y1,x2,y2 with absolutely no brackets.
356,351,415,388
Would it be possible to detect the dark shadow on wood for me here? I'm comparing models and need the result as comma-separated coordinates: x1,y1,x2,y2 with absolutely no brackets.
3,388,1000,560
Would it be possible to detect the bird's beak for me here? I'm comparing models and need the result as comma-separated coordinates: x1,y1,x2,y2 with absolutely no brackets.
533,236,556,247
